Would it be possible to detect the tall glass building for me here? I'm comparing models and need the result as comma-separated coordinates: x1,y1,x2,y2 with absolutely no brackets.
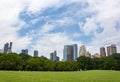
72,44,78,60
63,44,78,61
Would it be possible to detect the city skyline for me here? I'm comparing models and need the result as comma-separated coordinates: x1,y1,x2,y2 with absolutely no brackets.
0,42,119,60
0,0,120,60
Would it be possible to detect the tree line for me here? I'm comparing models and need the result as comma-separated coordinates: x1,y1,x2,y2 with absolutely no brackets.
0,53,120,71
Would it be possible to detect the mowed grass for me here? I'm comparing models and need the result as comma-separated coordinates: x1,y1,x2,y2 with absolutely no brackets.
0,70,120,82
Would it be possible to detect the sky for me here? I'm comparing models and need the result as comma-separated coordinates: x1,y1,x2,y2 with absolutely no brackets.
0,0,120,60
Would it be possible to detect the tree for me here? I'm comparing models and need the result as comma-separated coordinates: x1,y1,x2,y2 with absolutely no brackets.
104,57,117,70
26,57,54,71
19,53,32,61
19,53,32,70
92,58,105,70
77,56,93,70
0,53,24,70
42,59,54,71
26,57,43,71
54,61,64,71
71,61,79,71
108,53,120,70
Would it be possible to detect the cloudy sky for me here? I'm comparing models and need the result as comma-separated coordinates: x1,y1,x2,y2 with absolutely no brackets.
0,0,120,59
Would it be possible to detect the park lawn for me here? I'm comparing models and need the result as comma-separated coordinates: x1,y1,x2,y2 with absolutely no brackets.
0,70,120,82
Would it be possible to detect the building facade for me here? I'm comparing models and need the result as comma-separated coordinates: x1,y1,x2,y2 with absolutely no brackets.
67,45,74,61
85,51,91,57
79,45,86,56
56,56,60,61
4,42,13,53
72,44,78,60
63,44,77,61
63,45,67,61
100,47,106,57
21,49,28,54
92,53,100,58
4,43,9,53
107,44,117,56
34,50,38,57
50,51,59,61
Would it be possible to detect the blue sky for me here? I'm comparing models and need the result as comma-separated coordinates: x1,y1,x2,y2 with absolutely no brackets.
0,0,120,59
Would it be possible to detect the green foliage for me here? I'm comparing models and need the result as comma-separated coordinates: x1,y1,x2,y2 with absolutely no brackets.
0,53,24,70
0,53,120,71
26,57,43,71
26,57,54,71
77,56,93,70
104,57,117,70
92,58,105,69
19,53,32,61
107,53,120,70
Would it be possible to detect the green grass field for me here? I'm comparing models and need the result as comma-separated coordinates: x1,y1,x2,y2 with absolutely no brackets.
0,70,120,82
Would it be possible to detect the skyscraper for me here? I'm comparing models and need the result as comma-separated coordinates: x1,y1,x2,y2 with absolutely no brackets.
92,53,100,58
63,45,67,61
107,44,117,56
85,51,91,57
56,56,60,61
3,42,13,53
100,47,106,57
21,49,28,54
34,50,38,57
67,45,74,61
79,45,86,57
50,51,59,61
4,43,9,53
63,45,74,61
72,44,78,60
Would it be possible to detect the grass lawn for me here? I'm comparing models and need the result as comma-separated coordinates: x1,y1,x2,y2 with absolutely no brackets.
0,70,120,82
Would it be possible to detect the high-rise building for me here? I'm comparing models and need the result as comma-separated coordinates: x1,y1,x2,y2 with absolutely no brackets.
67,45,74,61
63,45,67,61
92,53,100,58
34,50,38,57
56,56,60,61
3,42,13,53
107,44,117,56
85,51,91,57
21,49,28,54
63,44,78,61
79,45,86,56
72,44,78,60
100,47,106,57
4,43,9,53
9,42,12,50
50,51,59,61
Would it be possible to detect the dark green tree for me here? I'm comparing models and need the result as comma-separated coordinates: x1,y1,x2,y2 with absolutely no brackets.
77,56,93,70
19,53,32,61
0,53,24,70
26,57,43,71
106,53,120,70
92,58,105,69
104,57,117,70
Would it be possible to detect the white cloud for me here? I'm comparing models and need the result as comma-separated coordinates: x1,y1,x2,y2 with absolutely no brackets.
0,0,32,52
0,0,120,59
40,23,55,33
78,0,120,54
26,0,65,14
79,17,98,35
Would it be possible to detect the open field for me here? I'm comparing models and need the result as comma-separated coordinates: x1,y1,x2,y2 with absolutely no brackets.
0,70,120,82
